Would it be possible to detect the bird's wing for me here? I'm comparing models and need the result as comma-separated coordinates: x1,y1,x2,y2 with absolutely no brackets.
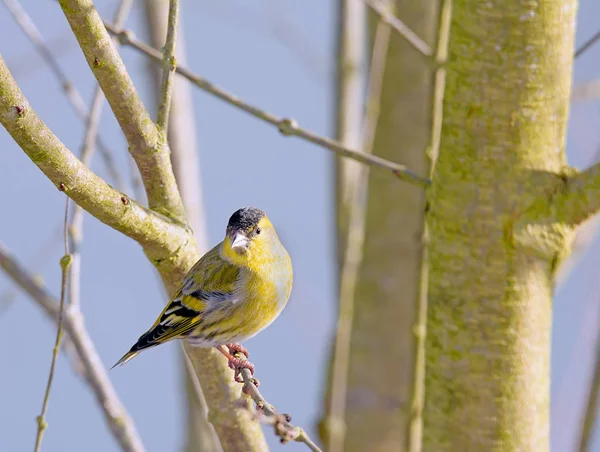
118,244,240,359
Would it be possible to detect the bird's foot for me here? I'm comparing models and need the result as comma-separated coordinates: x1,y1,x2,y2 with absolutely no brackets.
216,344,258,385
226,343,249,359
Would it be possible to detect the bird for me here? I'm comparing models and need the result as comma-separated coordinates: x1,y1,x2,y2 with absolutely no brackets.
111,207,293,376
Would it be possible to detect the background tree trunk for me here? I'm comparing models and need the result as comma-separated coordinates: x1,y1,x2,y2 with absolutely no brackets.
322,2,439,451
424,1,576,449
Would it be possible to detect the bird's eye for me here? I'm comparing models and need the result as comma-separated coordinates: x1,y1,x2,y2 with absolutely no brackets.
256,227,261,235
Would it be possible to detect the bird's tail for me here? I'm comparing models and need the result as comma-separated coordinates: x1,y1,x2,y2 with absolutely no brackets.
111,349,141,369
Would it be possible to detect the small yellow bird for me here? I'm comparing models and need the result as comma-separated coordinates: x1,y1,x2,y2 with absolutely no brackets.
112,207,293,374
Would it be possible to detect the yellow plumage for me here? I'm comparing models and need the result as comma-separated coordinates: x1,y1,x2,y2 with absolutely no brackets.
112,207,293,368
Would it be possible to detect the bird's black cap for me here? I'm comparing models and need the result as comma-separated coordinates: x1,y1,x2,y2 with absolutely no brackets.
226,207,265,234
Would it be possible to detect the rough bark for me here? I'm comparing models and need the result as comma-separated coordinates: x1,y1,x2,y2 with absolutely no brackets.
424,1,577,450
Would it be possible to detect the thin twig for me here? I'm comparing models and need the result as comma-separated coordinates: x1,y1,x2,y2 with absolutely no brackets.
2,0,125,191
407,1,451,451
34,200,72,452
334,0,367,261
0,242,145,452
327,18,392,452
103,23,430,188
575,29,600,59
576,301,600,452
363,0,433,59
69,0,135,310
232,353,323,452
156,0,179,132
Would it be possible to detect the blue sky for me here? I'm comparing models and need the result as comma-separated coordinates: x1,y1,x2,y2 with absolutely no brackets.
0,1,599,451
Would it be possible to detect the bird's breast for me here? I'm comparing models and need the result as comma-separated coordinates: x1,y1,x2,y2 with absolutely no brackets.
232,258,292,338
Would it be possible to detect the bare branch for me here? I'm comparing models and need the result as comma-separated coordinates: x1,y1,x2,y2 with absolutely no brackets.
527,164,600,228
576,305,600,452
0,242,145,452
575,29,600,59
183,343,269,451
232,353,323,452
34,200,71,452
156,0,179,132
58,0,188,222
103,23,431,188
0,54,194,283
2,0,125,190
408,1,451,450
334,0,367,245
364,0,433,58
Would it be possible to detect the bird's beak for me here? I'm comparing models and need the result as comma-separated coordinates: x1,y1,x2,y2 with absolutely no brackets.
231,232,249,251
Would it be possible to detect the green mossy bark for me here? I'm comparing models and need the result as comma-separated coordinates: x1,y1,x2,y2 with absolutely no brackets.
424,1,577,449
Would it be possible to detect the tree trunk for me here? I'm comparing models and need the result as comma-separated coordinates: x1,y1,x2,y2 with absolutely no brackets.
424,1,576,450
323,1,439,451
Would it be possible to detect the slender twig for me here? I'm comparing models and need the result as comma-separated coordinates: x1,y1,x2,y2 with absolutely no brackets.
575,29,600,59
58,0,188,223
407,1,451,451
327,19,392,452
0,242,145,452
103,23,430,188
69,0,135,310
2,0,125,191
577,302,600,452
334,0,367,262
232,353,323,452
363,0,433,59
34,200,71,452
156,0,179,132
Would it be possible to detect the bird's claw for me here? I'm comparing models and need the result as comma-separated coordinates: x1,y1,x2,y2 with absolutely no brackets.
228,358,255,382
226,343,249,359
216,344,256,383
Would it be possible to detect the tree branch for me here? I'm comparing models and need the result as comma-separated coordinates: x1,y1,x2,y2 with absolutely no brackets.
0,54,194,286
103,23,431,188
575,28,600,59
156,0,179,133
1,40,271,452
57,0,187,222
527,165,600,228
576,304,600,452
233,355,323,452
407,1,451,450
363,0,433,59
2,0,125,190
34,201,71,452
0,242,145,452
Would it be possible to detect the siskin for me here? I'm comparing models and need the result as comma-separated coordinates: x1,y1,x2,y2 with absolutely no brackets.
112,207,293,373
